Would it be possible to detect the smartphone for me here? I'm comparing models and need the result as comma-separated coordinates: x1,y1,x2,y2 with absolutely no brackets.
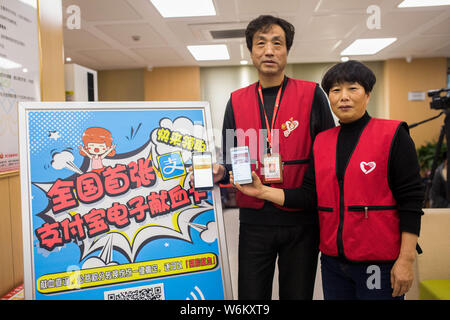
230,146,253,185
192,151,214,190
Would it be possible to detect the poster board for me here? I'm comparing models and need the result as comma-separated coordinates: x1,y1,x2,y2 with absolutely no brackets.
0,0,40,172
18,101,232,300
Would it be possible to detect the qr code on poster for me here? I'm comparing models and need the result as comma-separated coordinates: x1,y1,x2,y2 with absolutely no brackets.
104,283,165,300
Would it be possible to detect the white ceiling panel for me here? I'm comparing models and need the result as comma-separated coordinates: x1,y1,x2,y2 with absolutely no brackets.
66,0,142,21
302,14,366,40
132,47,185,66
63,29,112,50
61,0,450,70
96,23,167,47
358,11,439,37
421,17,450,36
77,49,139,67
315,0,377,12
290,39,342,58
432,42,450,56
398,35,450,54
235,0,301,15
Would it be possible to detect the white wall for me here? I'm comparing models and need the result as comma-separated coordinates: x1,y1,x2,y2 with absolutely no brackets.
200,65,258,149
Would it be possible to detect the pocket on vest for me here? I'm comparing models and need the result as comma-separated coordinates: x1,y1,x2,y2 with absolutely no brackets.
318,206,338,256
344,205,400,261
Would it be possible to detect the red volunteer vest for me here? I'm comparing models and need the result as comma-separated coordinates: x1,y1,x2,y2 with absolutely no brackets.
231,78,316,210
314,118,402,262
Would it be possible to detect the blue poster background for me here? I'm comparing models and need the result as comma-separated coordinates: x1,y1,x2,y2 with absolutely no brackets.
26,107,225,300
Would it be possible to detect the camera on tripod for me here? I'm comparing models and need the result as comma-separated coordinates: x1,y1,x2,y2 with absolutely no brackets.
428,88,450,110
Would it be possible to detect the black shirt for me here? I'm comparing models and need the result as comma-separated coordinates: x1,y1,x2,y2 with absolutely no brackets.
284,112,424,236
220,77,336,226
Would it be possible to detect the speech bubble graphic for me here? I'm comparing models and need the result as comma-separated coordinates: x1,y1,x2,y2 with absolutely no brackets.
33,118,213,264
151,117,208,169
188,221,217,243
51,150,83,174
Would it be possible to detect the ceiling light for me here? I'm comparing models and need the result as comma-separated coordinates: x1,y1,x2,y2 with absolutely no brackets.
187,45,230,61
240,60,249,65
341,38,397,55
340,56,350,62
66,57,72,62
18,0,37,8
398,0,450,7
150,0,216,18
0,56,22,69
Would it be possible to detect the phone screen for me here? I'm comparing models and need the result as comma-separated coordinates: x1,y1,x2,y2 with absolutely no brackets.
192,152,213,190
230,146,252,185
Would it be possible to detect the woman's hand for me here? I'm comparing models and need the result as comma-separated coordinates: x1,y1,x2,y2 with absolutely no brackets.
390,256,414,297
390,232,418,297
230,171,285,206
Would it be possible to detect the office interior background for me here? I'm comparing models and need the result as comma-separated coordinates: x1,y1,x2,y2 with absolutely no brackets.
1,0,450,300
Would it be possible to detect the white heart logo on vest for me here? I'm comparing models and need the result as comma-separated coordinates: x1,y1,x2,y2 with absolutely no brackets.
281,117,299,137
360,161,376,174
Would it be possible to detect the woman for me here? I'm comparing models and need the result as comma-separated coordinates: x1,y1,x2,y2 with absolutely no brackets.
232,60,424,300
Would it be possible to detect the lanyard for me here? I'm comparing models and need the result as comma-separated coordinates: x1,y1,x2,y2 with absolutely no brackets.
257,82,282,153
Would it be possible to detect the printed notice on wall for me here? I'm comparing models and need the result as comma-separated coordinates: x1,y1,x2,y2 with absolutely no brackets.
0,0,40,172
18,101,232,300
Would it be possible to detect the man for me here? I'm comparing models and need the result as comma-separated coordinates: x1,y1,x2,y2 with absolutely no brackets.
213,15,335,300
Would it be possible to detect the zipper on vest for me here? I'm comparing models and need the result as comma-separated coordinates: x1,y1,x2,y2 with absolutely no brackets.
335,121,370,259
348,205,397,211
348,205,397,219
337,178,345,257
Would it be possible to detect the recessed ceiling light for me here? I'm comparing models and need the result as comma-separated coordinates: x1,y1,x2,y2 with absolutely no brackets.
341,38,397,55
66,57,72,62
187,45,230,61
18,0,37,8
398,0,450,8
0,56,22,69
150,0,216,18
240,60,249,65
340,56,350,62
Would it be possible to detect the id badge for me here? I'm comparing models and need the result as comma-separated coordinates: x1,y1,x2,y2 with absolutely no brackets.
262,153,283,184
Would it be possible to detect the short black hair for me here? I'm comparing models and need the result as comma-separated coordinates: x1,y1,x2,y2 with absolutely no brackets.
321,60,376,94
245,15,295,52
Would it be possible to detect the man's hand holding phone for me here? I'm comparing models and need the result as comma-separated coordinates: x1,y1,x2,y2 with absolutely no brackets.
189,162,226,186
212,163,226,183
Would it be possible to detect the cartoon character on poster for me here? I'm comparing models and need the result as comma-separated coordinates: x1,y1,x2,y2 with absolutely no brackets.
79,127,116,173
27,109,225,300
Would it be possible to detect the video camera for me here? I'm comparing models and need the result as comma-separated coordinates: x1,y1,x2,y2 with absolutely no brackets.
428,88,450,110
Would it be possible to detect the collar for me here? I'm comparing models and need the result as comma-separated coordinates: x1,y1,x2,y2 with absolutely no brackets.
339,112,371,131
259,76,289,93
